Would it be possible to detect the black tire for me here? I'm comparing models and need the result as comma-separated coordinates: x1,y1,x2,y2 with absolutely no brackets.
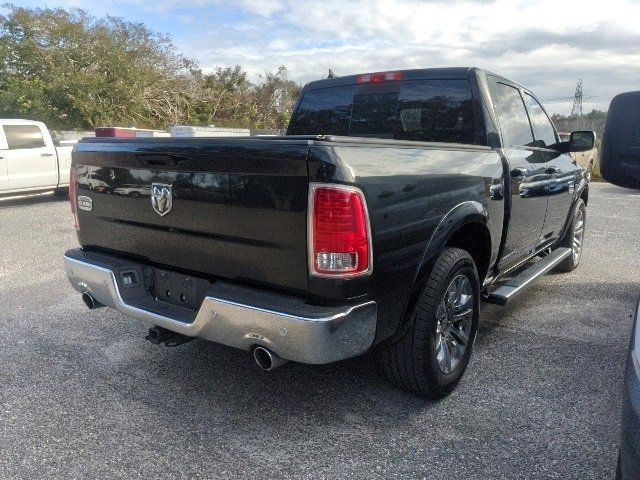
53,187,69,197
556,198,586,272
379,247,480,398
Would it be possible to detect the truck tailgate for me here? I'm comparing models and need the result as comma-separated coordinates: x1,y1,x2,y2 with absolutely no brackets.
72,138,311,293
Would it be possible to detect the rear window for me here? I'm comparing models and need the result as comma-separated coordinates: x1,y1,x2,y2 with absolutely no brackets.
288,79,476,144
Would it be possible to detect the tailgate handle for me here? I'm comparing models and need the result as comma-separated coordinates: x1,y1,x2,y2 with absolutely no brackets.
136,154,189,168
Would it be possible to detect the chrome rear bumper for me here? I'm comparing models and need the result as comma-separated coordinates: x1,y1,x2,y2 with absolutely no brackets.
63,249,377,364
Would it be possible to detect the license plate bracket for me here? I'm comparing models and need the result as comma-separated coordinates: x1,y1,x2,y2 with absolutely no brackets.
153,269,212,310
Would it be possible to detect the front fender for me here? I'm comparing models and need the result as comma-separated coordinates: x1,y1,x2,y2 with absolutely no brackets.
557,181,588,243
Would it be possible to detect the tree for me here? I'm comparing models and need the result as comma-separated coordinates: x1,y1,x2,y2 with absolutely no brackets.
252,66,301,132
551,109,607,137
0,4,197,129
0,4,302,132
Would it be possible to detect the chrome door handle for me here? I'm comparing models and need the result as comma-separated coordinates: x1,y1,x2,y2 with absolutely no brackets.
41,152,54,157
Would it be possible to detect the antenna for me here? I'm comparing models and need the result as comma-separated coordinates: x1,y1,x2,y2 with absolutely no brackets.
570,79,583,129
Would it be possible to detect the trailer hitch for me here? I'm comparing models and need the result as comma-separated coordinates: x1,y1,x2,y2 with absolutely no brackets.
145,326,194,347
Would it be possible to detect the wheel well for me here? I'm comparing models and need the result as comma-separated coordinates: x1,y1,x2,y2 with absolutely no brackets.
445,222,492,283
391,221,492,343
580,187,589,205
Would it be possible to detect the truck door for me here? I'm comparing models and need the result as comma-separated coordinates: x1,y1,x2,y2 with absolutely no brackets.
523,92,579,241
0,129,8,191
490,79,549,270
3,123,58,191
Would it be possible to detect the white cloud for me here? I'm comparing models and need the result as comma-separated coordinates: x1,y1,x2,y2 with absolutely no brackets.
173,0,640,112
28,0,640,113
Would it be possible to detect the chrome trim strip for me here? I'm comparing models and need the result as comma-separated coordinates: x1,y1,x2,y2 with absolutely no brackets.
64,254,377,364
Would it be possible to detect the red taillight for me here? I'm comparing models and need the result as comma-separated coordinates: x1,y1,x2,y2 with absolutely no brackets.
69,168,79,230
356,71,403,84
309,184,372,277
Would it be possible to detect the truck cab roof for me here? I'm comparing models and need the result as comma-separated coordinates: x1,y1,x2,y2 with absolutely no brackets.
302,67,522,92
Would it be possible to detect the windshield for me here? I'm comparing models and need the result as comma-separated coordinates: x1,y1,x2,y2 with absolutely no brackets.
288,78,476,144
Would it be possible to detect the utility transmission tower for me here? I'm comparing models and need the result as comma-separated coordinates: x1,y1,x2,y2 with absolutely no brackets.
570,79,583,129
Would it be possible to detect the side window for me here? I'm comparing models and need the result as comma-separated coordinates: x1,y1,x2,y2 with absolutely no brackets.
494,83,534,147
524,93,557,148
3,125,46,149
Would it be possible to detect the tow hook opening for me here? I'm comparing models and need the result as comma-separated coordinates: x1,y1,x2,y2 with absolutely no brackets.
253,346,288,370
146,326,194,347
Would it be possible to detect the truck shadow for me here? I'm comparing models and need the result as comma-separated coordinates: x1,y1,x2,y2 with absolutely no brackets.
0,191,68,209
73,281,632,437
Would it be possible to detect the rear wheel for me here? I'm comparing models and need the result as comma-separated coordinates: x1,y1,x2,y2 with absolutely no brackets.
556,198,586,272
380,247,480,398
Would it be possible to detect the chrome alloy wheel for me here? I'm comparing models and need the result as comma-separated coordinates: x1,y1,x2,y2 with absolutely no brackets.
573,204,585,262
435,274,474,374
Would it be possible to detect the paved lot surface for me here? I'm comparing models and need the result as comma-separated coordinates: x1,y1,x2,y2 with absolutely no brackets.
1,182,639,479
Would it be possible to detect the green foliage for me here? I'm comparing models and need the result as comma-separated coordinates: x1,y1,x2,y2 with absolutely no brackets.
0,4,301,131
551,109,607,137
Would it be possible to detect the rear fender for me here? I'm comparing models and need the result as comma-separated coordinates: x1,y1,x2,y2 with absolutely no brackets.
391,201,489,341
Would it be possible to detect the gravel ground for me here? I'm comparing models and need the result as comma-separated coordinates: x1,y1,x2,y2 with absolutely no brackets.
0,182,638,479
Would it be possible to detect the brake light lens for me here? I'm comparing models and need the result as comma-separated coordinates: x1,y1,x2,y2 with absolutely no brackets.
309,184,372,277
356,71,403,84
69,168,79,230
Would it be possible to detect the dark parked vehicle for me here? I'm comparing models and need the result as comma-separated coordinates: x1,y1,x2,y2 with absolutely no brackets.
601,91,640,479
601,91,640,189
63,67,594,397
619,299,640,479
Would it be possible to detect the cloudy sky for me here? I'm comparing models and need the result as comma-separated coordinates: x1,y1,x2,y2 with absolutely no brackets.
16,0,640,113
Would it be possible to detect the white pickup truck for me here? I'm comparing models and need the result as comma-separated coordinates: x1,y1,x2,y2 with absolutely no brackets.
0,119,73,196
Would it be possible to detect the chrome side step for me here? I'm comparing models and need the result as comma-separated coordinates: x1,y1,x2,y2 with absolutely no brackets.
485,247,572,306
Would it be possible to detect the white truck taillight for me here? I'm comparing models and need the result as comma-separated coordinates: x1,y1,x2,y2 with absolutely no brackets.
69,168,79,230
308,183,372,277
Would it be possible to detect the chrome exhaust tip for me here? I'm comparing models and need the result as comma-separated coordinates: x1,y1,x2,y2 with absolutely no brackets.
81,292,104,310
253,346,288,371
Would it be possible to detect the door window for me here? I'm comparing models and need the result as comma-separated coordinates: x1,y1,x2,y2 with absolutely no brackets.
524,93,557,148
3,125,46,149
494,83,534,147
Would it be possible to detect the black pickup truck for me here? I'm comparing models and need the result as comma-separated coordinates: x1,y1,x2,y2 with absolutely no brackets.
64,67,595,397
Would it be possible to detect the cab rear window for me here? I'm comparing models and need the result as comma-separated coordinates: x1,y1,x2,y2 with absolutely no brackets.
288,79,476,144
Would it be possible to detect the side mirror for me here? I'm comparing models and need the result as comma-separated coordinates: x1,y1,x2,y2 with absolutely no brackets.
568,131,596,152
553,130,595,153
600,91,640,190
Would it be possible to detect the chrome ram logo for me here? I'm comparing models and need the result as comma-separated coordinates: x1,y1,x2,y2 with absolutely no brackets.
151,183,173,216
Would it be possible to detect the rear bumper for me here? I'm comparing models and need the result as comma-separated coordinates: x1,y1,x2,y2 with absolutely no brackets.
63,249,377,364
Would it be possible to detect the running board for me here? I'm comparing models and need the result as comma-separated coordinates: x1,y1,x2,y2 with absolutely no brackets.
485,247,572,306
